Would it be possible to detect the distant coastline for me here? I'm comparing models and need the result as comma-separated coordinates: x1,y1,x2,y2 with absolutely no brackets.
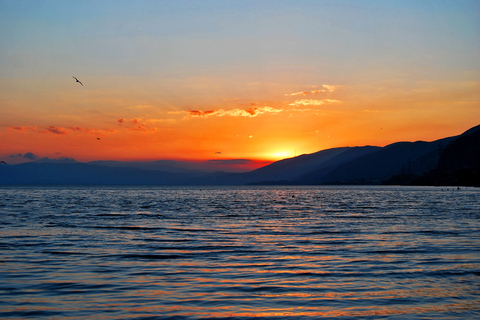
1,124,479,187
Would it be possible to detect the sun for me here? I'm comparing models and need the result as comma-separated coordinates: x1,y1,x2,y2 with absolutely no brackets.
270,150,295,160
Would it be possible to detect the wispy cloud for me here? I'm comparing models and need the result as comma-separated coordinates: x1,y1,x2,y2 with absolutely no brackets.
8,125,69,134
187,110,217,117
46,126,69,135
8,152,40,161
8,126,38,133
8,126,115,136
321,84,339,92
285,84,340,96
286,91,310,96
117,117,157,133
129,124,157,133
289,99,341,106
184,106,282,118
117,118,147,125
7,153,77,164
207,159,259,165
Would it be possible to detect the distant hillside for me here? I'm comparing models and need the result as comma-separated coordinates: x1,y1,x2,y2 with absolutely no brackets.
0,162,185,185
317,136,456,184
1,124,478,186
239,125,476,186
244,146,380,185
407,124,480,186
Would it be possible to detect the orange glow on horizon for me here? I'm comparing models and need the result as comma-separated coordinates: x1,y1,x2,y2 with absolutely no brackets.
1,75,479,164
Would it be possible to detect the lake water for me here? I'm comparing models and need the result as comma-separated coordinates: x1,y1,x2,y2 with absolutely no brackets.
0,185,479,319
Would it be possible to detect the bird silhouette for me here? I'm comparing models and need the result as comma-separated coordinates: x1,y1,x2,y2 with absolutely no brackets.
215,152,222,154
72,76,83,86
0,161,7,165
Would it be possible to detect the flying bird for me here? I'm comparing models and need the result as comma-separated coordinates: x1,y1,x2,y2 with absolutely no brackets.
0,161,7,165
72,76,83,86
215,152,222,154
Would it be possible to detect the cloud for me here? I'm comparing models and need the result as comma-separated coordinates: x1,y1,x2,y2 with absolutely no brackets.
118,118,141,125
185,106,282,118
130,124,157,133
24,152,40,160
208,159,259,165
8,152,40,161
7,126,38,132
289,99,341,106
116,117,158,133
187,110,217,117
321,84,339,92
35,157,77,163
8,125,69,134
285,84,340,96
7,153,77,164
8,125,115,136
285,91,310,96
45,126,69,135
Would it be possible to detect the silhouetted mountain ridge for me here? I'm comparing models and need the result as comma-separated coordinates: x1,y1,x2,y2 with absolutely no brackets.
404,124,480,186
1,124,478,185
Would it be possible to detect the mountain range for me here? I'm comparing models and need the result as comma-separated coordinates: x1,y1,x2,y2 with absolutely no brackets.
1,124,479,186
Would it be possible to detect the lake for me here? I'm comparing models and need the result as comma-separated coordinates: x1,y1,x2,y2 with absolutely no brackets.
0,185,479,319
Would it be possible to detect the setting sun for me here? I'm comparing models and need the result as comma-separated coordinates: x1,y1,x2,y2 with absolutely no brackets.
270,150,295,160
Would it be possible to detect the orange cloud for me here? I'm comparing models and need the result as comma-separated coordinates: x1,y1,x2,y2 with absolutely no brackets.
45,126,69,135
285,91,310,96
116,117,157,133
286,84,340,96
7,126,38,132
187,110,217,117
185,106,282,118
129,123,157,133
7,125,115,136
321,84,339,92
289,99,341,106
8,125,69,134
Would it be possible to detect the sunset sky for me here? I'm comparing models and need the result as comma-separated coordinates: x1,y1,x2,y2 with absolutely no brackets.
1,0,479,166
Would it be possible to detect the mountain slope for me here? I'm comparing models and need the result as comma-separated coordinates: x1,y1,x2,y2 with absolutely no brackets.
411,124,480,186
317,136,457,184
241,147,351,183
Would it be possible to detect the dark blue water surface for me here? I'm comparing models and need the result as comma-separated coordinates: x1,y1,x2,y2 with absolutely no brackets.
0,185,479,319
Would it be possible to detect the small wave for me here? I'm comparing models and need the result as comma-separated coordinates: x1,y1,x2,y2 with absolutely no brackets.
41,250,85,256
90,225,165,231
419,230,460,236
0,310,65,318
115,253,185,260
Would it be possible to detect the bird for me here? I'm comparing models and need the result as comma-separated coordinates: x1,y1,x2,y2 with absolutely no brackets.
72,76,83,86
0,161,7,165
215,152,222,154
96,138,101,140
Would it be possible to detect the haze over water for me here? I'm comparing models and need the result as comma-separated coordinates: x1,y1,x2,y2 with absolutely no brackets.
1,185,479,319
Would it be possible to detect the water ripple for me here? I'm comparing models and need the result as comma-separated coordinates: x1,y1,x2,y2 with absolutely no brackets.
0,185,479,319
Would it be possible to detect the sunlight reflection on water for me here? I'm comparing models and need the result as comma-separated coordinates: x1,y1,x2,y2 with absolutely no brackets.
0,185,479,319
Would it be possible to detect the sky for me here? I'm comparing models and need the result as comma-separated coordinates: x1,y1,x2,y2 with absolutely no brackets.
1,0,479,167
